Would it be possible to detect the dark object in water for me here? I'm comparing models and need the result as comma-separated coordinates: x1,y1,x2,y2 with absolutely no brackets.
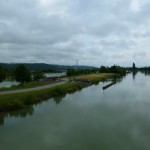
103,82,116,90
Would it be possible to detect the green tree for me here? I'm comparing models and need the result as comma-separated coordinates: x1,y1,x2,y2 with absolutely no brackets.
15,64,31,84
33,70,45,82
110,65,126,75
133,62,136,70
99,66,108,73
0,65,6,82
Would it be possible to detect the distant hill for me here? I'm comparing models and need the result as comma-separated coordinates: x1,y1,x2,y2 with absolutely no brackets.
0,63,97,71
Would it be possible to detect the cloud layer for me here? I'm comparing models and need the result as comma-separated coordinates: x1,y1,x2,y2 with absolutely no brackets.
0,0,150,67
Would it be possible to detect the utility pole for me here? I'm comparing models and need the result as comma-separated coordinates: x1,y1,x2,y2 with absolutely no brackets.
76,60,78,69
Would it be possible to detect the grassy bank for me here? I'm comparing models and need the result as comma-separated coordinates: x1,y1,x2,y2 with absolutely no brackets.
0,73,116,112
0,82,84,112
78,73,116,84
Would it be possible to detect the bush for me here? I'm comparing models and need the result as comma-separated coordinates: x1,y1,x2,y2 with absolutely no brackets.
7,101,25,111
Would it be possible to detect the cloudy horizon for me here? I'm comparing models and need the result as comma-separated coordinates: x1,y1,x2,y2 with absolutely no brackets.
0,0,150,67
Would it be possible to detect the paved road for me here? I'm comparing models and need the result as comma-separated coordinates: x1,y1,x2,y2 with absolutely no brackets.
0,81,68,95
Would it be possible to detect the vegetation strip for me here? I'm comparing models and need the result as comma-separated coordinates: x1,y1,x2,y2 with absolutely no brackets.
0,73,116,112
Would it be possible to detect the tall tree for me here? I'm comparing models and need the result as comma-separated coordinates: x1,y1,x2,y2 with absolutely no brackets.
133,62,136,70
0,65,6,83
33,70,45,82
15,64,31,84
99,66,108,73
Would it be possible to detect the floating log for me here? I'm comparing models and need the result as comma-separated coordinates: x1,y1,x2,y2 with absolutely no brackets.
103,82,116,90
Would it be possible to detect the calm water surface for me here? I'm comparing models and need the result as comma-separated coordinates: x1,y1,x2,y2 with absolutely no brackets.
0,73,150,150
45,72,66,78
0,81,19,88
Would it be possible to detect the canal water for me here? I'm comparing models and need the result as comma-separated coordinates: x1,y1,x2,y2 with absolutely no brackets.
45,72,66,78
0,81,19,88
0,73,150,150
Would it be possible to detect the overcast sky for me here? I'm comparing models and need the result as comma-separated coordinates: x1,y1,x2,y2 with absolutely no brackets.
0,0,150,67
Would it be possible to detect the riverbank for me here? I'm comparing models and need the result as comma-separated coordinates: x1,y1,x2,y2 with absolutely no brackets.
77,73,116,83
0,73,116,112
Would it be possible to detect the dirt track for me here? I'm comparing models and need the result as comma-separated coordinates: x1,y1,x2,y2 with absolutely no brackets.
0,81,67,95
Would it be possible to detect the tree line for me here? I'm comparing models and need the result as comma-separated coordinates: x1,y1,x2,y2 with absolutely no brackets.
67,65,126,77
2,63,147,84
0,64,45,84
127,63,150,73
99,65,126,75
67,68,97,76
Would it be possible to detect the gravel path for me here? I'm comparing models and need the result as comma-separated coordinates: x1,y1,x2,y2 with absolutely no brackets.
0,81,68,95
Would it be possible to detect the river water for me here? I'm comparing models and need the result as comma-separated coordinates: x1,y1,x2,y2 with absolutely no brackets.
0,73,150,150
0,81,19,88
44,72,66,78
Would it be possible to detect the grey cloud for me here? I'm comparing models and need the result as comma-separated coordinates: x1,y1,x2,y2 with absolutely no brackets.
132,51,146,58
90,21,129,38
0,0,150,66
0,14,81,45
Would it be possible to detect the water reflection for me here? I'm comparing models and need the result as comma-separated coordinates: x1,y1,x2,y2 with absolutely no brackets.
113,75,125,83
0,95,67,126
102,75,124,91
0,93,77,126
45,72,66,78
142,71,150,76
54,96,64,104
132,71,137,80
0,114,6,126
104,75,124,83
0,81,19,88
53,87,84,104
0,106,34,126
